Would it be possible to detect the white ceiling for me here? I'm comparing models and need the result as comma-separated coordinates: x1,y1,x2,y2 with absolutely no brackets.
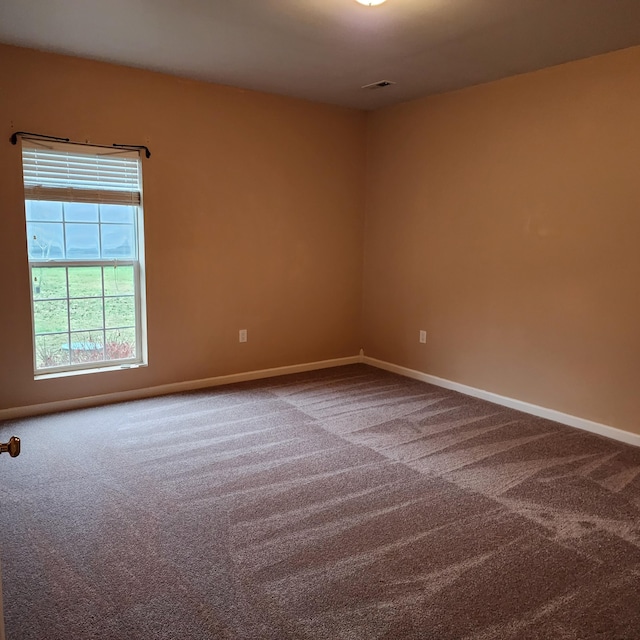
1,0,640,110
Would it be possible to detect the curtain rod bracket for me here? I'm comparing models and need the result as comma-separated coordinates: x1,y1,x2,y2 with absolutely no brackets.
112,143,151,159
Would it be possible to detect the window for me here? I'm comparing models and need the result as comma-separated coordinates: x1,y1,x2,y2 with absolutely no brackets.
21,140,147,375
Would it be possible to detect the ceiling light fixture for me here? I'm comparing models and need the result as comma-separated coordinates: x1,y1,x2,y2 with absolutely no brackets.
355,0,387,6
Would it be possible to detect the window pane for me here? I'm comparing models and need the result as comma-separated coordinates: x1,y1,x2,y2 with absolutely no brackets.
64,202,99,222
68,267,103,298
35,333,71,369
33,299,69,334
105,328,136,361
32,267,67,301
101,224,135,259
27,222,64,260
103,265,135,296
70,298,104,332
26,200,63,222
66,223,100,259
68,331,105,365
100,204,135,224
105,296,135,328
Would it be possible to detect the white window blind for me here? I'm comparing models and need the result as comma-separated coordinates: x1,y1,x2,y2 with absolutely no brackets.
22,141,141,206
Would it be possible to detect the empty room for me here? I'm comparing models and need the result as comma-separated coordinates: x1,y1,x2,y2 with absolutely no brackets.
1,1,640,638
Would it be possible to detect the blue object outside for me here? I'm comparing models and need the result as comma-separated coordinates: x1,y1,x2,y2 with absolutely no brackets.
61,342,103,351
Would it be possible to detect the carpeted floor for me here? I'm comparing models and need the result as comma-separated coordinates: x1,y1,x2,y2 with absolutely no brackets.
1,364,640,639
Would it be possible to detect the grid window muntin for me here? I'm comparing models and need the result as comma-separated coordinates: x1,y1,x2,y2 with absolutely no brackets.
22,141,146,375
30,260,142,373
26,201,138,261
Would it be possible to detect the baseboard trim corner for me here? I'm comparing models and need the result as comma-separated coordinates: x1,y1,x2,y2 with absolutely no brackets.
0,355,361,421
362,356,640,448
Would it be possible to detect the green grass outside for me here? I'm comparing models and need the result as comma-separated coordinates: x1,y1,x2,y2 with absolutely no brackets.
32,265,138,369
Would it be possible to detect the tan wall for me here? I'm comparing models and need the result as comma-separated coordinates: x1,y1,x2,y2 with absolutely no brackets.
363,46,640,434
0,44,366,410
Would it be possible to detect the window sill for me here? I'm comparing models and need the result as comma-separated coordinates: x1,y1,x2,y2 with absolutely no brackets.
35,362,147,381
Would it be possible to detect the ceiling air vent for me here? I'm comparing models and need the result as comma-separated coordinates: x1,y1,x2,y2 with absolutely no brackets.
361,80,395,90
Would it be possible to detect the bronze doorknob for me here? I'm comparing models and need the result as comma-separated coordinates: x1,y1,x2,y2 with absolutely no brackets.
0,436,20,457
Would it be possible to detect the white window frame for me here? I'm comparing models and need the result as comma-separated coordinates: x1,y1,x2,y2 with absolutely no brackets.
21,140,148,377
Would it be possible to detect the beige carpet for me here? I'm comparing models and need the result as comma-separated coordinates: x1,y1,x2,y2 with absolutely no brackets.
1,364,640,639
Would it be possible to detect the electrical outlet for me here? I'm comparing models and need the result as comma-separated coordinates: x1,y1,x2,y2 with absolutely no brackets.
239,329,247,343
419,330,427,343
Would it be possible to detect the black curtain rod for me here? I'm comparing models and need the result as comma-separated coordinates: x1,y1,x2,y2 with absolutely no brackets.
9,131,151,158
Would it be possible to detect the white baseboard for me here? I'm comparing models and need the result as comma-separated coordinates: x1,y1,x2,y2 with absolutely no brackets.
362,356,640,448
6,353,638,449
0,356,361,421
